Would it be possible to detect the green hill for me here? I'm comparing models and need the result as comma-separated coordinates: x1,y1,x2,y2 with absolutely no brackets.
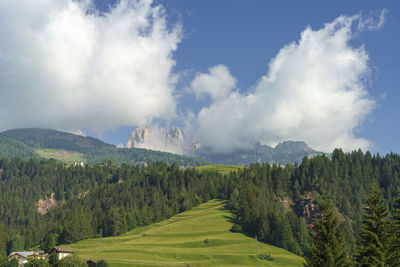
0,128,208,166
68,200,304,267
2,128,111,152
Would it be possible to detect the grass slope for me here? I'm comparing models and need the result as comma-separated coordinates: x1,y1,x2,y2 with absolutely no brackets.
36,148,86,163
69,200,303,266
196,165,244,175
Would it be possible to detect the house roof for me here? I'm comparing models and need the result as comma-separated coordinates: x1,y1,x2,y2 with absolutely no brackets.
9,251,43,258
51,247,74,253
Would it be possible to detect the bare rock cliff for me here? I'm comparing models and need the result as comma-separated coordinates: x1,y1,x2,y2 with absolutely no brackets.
126,126,152,148
126,126,185,154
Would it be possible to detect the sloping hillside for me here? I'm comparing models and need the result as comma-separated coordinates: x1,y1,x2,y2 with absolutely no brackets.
0,128,208,166
2,128,111,152
0,135,37,159
69,200,304,266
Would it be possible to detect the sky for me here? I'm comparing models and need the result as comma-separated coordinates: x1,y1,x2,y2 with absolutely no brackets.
0,0,399,154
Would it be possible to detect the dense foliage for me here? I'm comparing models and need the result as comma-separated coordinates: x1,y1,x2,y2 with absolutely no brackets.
2,148,400,263
388,192,400,266
0,136,36,159
0,158,222,256
355,184,389,266
304,197,352,267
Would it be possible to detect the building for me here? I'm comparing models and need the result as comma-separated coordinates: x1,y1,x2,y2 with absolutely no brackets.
8,251,44,266
48,247,74,260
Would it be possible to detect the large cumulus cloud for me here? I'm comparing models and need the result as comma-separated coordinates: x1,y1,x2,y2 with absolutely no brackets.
0,0,181,132
188,15,378,153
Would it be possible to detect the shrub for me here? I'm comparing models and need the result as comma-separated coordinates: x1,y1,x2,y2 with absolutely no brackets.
258,253,274,261
97,259,109,267
230,224,242,233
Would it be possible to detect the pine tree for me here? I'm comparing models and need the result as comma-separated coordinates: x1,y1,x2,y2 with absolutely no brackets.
304,197,352,267
356,183,389,267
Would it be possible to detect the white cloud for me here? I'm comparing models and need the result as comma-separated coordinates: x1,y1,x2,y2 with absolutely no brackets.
189,15,377,153
0,0,181,132
190,64,237,101
358,9,388,31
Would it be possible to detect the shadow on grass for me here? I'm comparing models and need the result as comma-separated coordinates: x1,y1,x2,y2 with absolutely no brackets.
222,215,237,224
215,200,231,211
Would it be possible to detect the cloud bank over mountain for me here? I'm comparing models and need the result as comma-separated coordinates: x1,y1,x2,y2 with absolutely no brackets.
0,1,385,153
190,65,237,101
0,0,180,132
187,15,379,153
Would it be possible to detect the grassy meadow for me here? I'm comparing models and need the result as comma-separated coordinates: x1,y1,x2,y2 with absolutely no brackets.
36,148,86,163
196,165,244,175
68,200,303,266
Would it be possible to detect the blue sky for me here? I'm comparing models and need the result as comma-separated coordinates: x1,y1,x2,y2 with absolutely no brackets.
167,0,399,154
0,0,399,154
97,0,400,153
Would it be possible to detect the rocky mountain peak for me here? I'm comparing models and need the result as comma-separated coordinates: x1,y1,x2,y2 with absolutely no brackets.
168,127,184,143
126,125,185,154
274,141,313,153
126,125,152,148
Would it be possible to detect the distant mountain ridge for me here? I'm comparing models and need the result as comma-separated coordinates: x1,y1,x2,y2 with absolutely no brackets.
0,128,208,166
0,127,321,166
127,126,321,165
190,141,321,166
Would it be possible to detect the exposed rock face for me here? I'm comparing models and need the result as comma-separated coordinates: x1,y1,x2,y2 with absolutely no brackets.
126,126,152,148
168,127,184,145
37,192,58,215
126,126,185,154
186,139,202,152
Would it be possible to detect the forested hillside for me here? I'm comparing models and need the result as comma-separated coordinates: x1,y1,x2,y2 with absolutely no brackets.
1,149,400,262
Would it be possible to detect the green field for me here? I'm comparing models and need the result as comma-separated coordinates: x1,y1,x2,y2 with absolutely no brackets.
69,200,303,266
196,165,244,175
36,148,86,163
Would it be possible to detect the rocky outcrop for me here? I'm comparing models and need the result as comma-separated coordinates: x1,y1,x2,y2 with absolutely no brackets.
126,126,152,148
37,192,59,215
126,126,185,154
293,192,319,225
167,127,184,145
186,139,202,152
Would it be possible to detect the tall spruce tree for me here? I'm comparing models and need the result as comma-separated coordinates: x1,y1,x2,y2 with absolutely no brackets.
356,183,389,267
304,197,352,267
387,190,400,266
